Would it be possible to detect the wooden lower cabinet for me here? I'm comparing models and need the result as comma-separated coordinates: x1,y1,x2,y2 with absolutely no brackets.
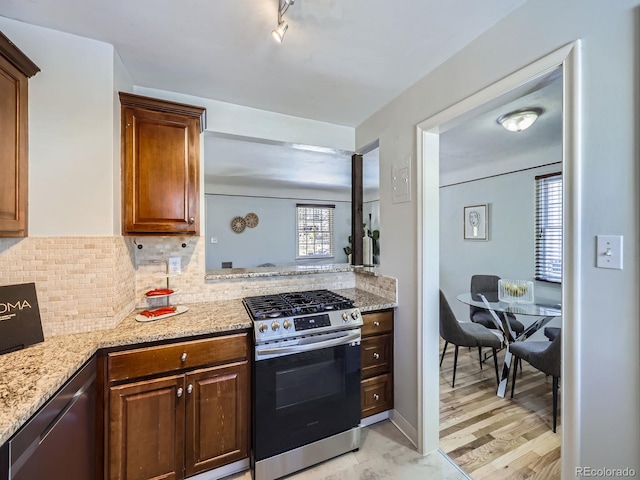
360,310,394,419
109,375,185,480
361,374,393,418
185,362,249,477
104,333,250,480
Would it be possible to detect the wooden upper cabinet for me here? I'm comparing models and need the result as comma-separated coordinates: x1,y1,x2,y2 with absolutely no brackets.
119,92,206,235
0,32,40,238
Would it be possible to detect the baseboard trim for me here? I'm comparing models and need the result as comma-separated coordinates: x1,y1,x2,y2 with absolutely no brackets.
389,409,418,448
360,410,389,427
187,458,250,480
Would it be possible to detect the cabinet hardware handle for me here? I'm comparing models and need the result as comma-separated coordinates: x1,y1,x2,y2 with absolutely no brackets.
373,321,380,327
188,217,195,224
187,384,193,394
177,387,183,398
181,353,187,362
373,393,380,401
373,352,380,360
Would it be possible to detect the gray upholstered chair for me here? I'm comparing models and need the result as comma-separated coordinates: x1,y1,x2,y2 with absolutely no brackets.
470,274,525,336
544,326,561,341
509,331,562,432
439,290,502,387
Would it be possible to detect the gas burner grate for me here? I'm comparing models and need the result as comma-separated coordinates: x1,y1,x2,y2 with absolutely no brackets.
243,289,355,321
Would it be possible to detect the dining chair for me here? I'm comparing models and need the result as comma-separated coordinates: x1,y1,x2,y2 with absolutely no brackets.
439,290,502,387
509,331,561,432
544,326,561,341
470,274,525,336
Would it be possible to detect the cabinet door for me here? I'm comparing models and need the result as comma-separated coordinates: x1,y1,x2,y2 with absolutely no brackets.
185,361,249,477
121,105,200,234
109,375,185,480
0,56,28,237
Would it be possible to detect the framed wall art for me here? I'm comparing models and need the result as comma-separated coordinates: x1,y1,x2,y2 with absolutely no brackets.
463,204,488,240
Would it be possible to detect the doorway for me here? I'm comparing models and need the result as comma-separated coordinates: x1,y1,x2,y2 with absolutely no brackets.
415,42,581,479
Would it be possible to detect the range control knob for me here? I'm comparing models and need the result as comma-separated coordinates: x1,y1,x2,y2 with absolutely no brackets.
342,312,350,322
258,323,268,333
283,320,292,330
351,310,360,320
271,321,281,331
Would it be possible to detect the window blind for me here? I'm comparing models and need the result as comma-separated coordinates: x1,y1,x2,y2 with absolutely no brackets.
535,173,562,283
296,204,335,258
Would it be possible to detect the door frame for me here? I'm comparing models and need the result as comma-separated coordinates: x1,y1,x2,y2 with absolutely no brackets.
415,41,581,478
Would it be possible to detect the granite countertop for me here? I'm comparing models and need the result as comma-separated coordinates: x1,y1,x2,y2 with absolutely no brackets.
0,289,395,445
205,263,353,280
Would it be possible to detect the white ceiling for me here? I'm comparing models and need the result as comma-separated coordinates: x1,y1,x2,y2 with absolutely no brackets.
0,0,526,127
203,69,561,193
1,0,560,192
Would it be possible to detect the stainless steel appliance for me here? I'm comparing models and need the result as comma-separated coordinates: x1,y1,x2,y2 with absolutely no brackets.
244,290,362,480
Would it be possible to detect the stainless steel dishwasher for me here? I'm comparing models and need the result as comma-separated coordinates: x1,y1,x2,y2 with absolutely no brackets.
1,356,96,480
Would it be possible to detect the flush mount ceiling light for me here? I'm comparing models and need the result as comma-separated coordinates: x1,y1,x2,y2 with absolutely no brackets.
497,108,543,132
271,0,295,44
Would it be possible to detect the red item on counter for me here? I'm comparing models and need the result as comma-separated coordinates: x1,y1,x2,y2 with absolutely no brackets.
139,306,177,318
145,288,175,297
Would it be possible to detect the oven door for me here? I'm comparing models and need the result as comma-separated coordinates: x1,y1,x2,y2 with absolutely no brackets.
253,335,361,461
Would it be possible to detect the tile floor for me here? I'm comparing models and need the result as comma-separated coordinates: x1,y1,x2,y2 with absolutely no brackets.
225,420,470,480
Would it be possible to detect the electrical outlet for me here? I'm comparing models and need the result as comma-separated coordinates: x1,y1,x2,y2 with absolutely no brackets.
168,257,181,275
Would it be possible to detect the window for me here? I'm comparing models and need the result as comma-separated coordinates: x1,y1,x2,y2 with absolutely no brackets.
296,204,335,258
535,173,562,283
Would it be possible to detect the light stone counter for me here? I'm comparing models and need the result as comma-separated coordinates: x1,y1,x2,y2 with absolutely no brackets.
0,290,395,445
205,263,352,280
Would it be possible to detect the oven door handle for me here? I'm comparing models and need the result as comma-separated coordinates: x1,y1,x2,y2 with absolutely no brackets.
256,331,361,356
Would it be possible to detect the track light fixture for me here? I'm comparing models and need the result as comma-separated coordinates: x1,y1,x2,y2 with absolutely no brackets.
272,0,295,44
497,108,543,132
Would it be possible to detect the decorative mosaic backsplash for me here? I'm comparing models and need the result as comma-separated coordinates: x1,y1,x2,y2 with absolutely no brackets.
132,236,358,308
0,237,136,337
0,235,397,337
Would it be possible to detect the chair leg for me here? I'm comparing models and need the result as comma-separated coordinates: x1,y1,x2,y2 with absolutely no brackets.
510,354,519,398
552,376,559,433
492,348,499,386
452,345,459,387
440,341,448,367
478,347,483,369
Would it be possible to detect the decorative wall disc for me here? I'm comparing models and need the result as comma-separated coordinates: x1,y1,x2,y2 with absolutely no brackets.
231,216,246,233
245,212,259,228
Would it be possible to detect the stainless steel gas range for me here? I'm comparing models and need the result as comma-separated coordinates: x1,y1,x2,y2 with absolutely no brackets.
243,290,363,480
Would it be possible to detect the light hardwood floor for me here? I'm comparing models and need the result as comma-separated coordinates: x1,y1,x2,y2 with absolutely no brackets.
439,339,561,480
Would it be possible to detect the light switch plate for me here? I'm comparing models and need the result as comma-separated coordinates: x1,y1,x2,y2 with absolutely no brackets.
392,157,411,204
596,235,623,270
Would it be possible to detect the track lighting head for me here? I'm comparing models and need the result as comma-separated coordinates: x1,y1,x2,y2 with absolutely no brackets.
272,0,295,44
272,21,288,43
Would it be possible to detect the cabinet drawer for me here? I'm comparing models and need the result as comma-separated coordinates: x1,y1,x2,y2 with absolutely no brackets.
361,310,393,336
361,334,392,379
108,333,248,382
361,374,393,418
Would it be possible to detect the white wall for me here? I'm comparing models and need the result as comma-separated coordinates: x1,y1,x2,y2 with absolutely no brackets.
112,51,134,234
205,194,351,270
134,87,355,152
0,17,119,235
440,163,562,338
356,0,640,471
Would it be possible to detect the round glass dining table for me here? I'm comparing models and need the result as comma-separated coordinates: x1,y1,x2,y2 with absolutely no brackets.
456,292,562,397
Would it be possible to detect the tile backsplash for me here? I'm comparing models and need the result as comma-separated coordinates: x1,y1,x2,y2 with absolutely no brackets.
0,235,397,337
0,237,135,337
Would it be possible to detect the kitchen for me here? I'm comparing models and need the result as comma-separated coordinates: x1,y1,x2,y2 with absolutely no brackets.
1,1,640,479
